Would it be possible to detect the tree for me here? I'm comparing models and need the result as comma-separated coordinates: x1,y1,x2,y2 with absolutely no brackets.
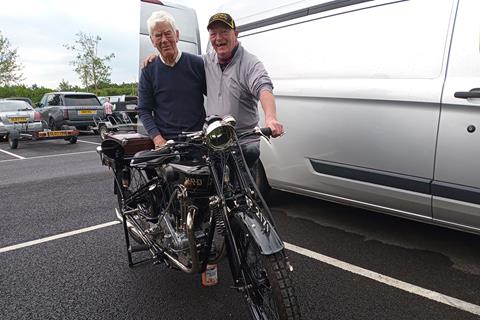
64,32,115,91
58,79,73,91
0,31,24,86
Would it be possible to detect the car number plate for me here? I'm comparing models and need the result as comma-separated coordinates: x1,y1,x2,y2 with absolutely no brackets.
78,110,96,115
47,131,68,137
9,117,29,123
126,104,136,110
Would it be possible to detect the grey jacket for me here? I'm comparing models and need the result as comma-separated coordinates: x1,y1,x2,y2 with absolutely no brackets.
203,43,273,133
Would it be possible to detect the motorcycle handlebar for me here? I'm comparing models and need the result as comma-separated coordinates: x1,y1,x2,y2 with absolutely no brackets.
259,127,272,137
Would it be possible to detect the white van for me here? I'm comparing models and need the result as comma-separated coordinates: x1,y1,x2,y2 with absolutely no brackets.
217,0,480,235
139,0,201,69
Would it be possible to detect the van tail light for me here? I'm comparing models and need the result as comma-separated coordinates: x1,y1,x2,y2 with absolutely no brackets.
63,109,69,119
34,111,42,121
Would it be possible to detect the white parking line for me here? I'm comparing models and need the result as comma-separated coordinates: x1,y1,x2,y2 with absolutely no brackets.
1,221,478,316
0,148,26,159
284,242,480,317
0,221,120,253
78,139,101,145
0,150,97,163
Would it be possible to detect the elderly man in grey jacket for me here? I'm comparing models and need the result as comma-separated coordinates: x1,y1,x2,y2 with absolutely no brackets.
204,13,284,138
204,13,284,168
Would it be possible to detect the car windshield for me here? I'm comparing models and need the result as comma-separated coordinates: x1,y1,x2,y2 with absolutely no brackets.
64,95,101,106
0,100,33,112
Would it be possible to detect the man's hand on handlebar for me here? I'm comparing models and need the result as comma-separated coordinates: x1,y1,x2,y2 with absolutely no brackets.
153,135,167,149
265,118,284,138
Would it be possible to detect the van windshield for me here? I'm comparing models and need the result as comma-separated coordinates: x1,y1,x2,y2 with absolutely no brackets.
64,95,101,106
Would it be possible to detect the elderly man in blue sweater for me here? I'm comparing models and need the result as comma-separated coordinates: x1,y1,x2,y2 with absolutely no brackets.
138,11,206,149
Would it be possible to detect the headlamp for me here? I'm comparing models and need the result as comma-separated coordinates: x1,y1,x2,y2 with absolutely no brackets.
205,119,236,150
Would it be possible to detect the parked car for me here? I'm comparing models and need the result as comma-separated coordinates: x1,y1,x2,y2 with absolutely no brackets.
4,97,34,107
36,92,104,130
215,0,480,235
0,100,43,148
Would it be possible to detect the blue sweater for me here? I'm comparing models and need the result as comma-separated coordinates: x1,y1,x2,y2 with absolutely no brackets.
138,52,206,140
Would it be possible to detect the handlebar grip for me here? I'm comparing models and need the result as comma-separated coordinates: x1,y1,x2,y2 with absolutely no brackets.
260,127,272,137
177,134,187,142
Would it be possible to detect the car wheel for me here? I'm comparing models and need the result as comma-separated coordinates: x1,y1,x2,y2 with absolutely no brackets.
49,118,58,130
99,125,108,140
8,135,19,149
69,136,77,144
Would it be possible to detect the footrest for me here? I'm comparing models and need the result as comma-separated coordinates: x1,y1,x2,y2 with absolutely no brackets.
129,244,150,253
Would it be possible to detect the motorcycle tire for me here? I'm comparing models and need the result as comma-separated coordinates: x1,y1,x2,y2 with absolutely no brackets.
232,220,301,320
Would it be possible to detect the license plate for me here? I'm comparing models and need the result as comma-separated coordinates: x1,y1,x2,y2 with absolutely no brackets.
126,104,136,110
47,131,68,137
9,117,29,123
78,110,96,115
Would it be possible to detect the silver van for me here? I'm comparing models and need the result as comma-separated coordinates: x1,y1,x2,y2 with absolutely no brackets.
217,0,480,235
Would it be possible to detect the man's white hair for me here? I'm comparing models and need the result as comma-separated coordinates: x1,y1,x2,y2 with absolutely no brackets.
147,10,178,36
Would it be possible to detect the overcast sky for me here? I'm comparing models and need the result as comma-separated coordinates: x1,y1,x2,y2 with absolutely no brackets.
0,0,224,89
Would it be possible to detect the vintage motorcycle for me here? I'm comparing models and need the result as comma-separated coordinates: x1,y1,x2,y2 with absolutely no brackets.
97,115,301,320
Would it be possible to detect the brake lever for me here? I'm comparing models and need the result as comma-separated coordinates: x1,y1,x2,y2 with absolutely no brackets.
255,127,272,144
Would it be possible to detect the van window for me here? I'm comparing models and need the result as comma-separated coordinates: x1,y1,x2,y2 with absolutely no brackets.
239,0,454,79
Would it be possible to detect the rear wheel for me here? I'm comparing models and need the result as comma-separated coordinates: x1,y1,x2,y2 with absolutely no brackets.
115,167,152,244
232,219,301,320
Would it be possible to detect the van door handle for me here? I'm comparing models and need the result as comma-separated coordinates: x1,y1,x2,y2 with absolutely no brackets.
454,90,480,99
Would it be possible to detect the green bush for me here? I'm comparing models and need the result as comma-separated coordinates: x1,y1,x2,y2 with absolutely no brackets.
0,82,138,105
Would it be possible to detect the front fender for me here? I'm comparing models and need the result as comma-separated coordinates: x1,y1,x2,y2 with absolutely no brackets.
231,210,284,255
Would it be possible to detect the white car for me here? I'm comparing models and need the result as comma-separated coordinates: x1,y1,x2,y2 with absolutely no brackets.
0,100,44,149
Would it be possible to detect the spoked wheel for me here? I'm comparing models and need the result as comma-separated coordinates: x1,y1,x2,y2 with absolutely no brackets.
233,221,301,320
115,167,153,244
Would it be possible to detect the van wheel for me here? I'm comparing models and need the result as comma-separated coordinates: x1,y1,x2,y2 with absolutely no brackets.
8,135,19,149
255,161,271,200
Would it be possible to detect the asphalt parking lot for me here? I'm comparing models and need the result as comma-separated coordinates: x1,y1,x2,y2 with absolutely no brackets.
1,134,480,320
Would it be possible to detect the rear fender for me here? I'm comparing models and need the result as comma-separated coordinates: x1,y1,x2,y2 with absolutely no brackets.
231,210,284,255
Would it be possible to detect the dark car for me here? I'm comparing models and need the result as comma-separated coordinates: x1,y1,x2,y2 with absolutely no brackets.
36,92,105,130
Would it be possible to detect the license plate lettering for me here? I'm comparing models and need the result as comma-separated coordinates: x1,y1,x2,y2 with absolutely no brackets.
47,131,68,137
78,110,96,115
9,117,29,123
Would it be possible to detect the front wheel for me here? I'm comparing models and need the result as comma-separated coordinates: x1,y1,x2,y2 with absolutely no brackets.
233,224,301,319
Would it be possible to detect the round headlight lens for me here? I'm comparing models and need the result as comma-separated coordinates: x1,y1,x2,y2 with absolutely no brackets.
206,121,235,150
